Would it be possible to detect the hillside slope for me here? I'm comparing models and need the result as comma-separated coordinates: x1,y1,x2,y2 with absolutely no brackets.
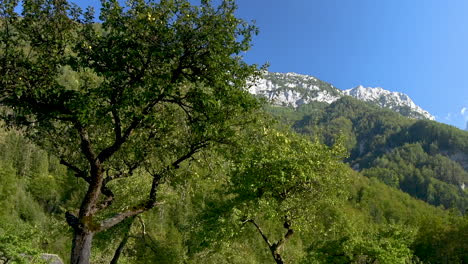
268,97,468,212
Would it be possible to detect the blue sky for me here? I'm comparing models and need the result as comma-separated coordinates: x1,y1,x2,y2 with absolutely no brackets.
233,0,468,129
74,0,468,129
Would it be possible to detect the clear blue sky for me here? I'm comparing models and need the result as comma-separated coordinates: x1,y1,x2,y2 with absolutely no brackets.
233,0,468,129
75,0,468,129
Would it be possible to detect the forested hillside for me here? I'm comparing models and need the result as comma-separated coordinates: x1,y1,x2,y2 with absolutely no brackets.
1,0,467,264
269,96,468,213
0,124,467,263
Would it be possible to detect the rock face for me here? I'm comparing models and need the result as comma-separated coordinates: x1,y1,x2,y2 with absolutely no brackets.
449,152,468,172
248,72,342,107
465,121,468,131
17,253,64,264
343,85,435,120
249,72,435,120
40,254,64,264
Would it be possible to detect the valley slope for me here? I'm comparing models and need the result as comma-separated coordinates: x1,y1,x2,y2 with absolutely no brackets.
255,72,468,213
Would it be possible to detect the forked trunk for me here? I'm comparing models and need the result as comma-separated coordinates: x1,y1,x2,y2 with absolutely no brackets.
71,229,94,264
246,218,293,264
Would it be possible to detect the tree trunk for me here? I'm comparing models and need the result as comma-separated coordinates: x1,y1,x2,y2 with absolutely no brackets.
110,217,136,264
246,218,293,264
70,229,94,264
110,232,130,264
272,251,285,264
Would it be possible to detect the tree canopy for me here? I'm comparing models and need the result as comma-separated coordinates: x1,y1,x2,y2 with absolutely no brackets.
0,0,261,263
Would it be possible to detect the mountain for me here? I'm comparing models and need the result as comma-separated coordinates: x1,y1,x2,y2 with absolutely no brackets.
343,86,434,120
248,72,342,107
466,121,468,131
249,72,435,120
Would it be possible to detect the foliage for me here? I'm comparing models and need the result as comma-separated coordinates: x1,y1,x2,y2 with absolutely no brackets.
282,96,468,213
189,121,349,263
420,215,468,263
304,223,416,264
0,119,467,263
0,224,46,264
368,143,468,211
0,0,467,263
1,0,262,262
0,150,64,263
228,124,348,220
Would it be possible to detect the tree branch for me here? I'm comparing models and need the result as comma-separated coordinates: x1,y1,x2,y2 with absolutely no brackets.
73,123,106,219
246,219,272,248
93,164,139,213
74,122,97,163
91,185,115,214
136,216,158,254
104,162,139,183
97,141,209,232
98,208,145,232
97,92,166,163
110,216,135,264
147,141,208,205
111,105,122,141
60,159,89,182
274,218,294,252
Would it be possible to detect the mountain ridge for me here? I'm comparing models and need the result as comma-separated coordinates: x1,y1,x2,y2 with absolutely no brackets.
248,72,341,107
249,72,435,120
343,85,434,120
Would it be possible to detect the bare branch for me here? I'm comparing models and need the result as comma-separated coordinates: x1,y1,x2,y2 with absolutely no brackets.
98,208,145,232
246,219,272,248
136,216,158,254
137,216,146,235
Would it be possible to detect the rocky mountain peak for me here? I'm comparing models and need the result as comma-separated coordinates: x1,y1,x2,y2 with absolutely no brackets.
249,72,435,120
343,86,435,120
247,72,342,107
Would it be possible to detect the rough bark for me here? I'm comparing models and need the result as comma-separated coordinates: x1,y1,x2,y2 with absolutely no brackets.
65,127,203,264
70,229,94,264
272,253,285,264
